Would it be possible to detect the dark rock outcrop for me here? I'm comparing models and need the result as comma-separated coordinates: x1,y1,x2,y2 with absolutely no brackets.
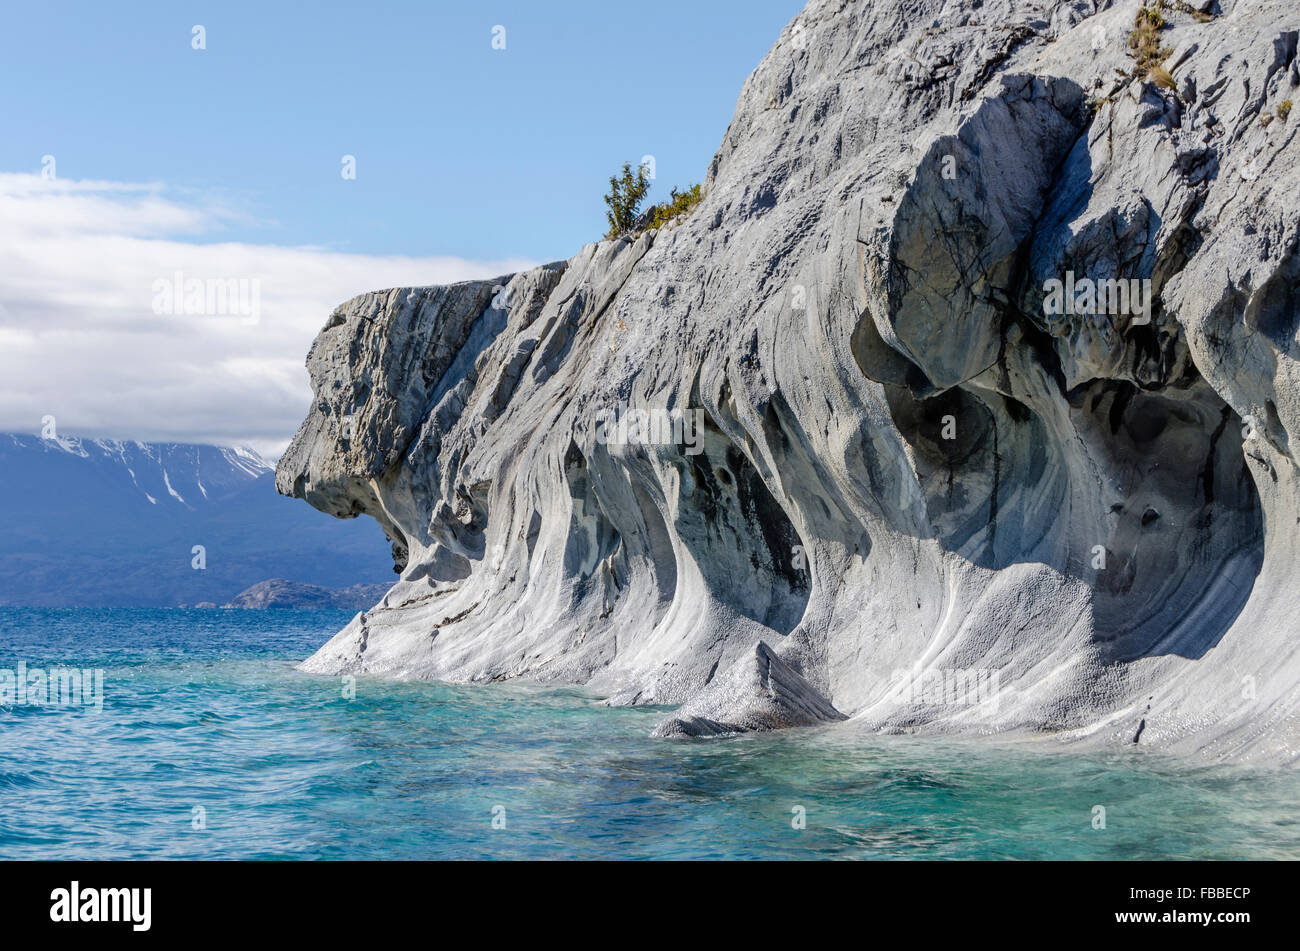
222,579,391,610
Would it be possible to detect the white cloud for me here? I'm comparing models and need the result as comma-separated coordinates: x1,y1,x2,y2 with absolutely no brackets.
0,174,537,460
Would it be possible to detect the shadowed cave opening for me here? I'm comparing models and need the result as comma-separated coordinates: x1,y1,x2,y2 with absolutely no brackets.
671,412,811,636
881,369,1263,663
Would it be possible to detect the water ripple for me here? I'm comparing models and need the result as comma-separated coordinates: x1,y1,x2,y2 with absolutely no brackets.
1,607,1298,859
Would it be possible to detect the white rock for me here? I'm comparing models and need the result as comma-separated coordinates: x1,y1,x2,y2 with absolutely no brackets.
278,0,1300,764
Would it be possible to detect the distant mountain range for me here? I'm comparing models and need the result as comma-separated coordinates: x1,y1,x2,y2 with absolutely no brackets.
0,433,393,607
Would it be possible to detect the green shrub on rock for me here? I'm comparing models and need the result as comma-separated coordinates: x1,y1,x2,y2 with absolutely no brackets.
604,161,653,240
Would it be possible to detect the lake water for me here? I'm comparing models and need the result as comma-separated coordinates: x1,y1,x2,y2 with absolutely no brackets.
1,607,1296,860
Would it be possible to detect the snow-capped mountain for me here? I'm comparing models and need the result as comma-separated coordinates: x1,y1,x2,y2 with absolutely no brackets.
0,433,392,606
4,434,273,507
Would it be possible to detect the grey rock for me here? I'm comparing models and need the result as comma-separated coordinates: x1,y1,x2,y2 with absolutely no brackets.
651,641,846,737
279,0,1300,764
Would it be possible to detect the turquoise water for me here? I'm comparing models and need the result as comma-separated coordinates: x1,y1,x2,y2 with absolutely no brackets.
1,607,1297,860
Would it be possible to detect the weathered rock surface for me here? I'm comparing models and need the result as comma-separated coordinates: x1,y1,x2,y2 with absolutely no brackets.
651,641,846,737
278,0,1300,764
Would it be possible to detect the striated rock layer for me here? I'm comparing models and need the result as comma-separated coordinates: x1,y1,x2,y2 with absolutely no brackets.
278,0,1300,763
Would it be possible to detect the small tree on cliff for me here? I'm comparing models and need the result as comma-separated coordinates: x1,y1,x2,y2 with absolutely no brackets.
603,161,652,239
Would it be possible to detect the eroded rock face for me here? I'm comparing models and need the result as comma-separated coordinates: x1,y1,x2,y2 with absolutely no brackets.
278,0,1300,764
651,641,846,737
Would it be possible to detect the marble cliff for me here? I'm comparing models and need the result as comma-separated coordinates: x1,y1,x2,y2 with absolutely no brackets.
278,0,1300,763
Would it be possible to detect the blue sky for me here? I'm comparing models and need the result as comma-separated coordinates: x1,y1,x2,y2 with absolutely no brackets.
0,1,802,454
2,0,802,262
